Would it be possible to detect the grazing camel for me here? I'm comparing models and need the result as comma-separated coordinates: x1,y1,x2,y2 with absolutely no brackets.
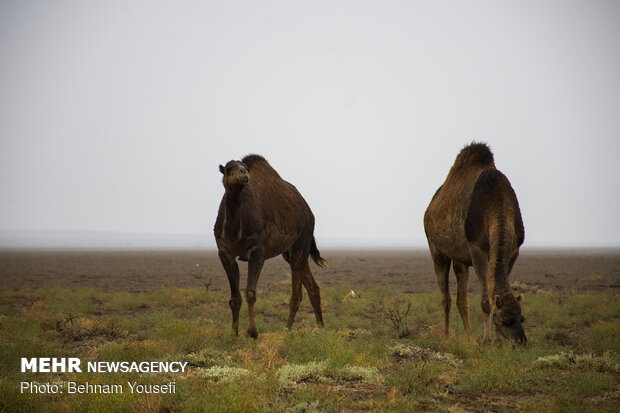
214,154,328,338
424,143,526,344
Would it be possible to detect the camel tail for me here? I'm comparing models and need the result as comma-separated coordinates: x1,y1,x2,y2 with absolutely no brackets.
310,237,329,268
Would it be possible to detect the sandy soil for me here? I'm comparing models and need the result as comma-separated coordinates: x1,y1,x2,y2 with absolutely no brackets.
1,248,619,295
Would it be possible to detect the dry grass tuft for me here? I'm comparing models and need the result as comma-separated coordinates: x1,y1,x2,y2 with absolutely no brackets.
56,316,126,343
535,351,619,372
278,361,383,386
196,366,252,383
390,343,463,367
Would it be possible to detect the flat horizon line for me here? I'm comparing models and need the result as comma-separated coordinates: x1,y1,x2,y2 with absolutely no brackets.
0,230,618,250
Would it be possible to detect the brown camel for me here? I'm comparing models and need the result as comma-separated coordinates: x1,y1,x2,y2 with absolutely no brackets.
214,154,328,338
423,143,526,344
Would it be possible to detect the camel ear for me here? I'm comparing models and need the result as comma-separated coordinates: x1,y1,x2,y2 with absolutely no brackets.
494,295,503,309
219,165,225,174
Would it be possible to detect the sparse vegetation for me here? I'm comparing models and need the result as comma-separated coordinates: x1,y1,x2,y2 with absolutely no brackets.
0,286,618,412
379,295,413,338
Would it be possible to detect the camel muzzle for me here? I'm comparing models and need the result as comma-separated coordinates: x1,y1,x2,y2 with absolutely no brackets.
514,326,527,346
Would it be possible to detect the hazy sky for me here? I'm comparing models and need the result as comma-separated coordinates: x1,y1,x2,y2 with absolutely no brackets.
1,1,619,248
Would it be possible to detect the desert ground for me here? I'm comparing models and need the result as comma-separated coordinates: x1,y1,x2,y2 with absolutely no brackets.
1,248,619,412
1,248,618,294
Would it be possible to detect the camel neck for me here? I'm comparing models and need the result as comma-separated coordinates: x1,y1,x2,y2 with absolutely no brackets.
225,186,247,209
489,263,512,297
221,187,247,241
491,279,511,297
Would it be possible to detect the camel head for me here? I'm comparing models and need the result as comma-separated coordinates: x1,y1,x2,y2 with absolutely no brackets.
492,293,527,345
220,160,250,189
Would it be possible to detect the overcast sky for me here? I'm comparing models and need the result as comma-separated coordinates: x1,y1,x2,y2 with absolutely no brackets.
1,1,619,248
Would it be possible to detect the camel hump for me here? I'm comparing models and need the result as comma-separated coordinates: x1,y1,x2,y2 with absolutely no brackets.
310,236,329,268
465,169,524,246
454,142,495,169
241,154,267,167
241,154,283,180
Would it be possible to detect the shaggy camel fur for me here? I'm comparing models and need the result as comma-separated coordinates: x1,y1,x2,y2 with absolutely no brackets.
424,143,526,344
214,155,328,338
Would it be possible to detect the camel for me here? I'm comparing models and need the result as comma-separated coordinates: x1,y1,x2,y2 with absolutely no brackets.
214,154,328,338
423,143,526,344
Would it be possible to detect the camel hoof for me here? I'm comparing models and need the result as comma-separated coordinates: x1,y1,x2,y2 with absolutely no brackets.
247,328,258,339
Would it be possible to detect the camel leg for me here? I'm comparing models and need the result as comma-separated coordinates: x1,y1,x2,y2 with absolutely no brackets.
285,233,324,329
282,251,303,329
453,262,472,336
246,246,265,339
286,265,304,329
300,261,324,327
429,244,451,338
218,250,242,336
470,245,491,342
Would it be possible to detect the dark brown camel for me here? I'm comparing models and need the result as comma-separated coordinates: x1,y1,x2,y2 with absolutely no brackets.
214,154,328,338
423,143,526,344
